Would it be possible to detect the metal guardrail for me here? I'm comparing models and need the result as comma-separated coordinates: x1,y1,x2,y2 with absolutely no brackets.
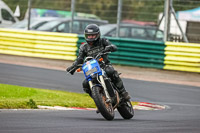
108,37,165,69
0,28,199,73
164,42,200,73
78,35,165,69
0,28,78,60
78,36,199,72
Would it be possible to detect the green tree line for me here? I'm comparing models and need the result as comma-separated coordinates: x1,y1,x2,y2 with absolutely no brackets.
3,0,200,23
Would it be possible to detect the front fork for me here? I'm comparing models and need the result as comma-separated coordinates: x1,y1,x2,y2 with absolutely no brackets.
88,75,111,103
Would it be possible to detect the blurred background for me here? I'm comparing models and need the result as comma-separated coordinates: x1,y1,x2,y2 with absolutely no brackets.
1,0,200,43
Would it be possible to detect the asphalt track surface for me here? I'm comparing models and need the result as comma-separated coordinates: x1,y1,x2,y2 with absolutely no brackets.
0,63,200,133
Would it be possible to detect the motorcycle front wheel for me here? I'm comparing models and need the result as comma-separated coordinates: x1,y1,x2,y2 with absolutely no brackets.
117,100,134,119
92,86,114,120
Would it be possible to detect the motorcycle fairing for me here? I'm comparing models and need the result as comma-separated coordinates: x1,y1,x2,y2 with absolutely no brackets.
82,59,102,80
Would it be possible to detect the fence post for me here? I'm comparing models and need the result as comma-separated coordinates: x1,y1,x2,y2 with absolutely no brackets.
70,0,75,33
164,0,170,42
116,0,122,37
27,0,32,30
170,0,189,42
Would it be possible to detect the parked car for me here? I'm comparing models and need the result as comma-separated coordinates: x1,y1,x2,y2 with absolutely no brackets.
122,19,156,26
0,0,18,27
99,24,164,41
9,17,58,30
36,18,108,34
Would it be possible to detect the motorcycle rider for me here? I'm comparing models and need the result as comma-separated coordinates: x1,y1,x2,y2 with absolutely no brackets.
66,24,130,100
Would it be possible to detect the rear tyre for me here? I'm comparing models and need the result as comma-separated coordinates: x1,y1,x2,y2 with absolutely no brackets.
92,86,114,120
117,100,134,119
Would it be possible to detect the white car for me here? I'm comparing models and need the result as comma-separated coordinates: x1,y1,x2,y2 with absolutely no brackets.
10,17,58,30
36,18,108,34
0,0,18,27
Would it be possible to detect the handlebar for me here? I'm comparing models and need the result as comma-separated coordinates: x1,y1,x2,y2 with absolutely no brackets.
66,65,82,75
95,51,110,59
67,51,110,75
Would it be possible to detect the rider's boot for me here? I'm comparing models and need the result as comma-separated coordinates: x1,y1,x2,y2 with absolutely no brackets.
105,66,131,101
96,109,100,114
114,75,131,101
119,89,131,101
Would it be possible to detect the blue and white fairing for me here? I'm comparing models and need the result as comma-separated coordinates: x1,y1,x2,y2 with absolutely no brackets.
82,59,102,81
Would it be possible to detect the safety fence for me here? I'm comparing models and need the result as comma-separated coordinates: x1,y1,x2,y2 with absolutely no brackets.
0,28,199,73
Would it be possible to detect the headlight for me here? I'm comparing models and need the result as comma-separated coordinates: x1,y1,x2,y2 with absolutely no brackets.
86,67,97,76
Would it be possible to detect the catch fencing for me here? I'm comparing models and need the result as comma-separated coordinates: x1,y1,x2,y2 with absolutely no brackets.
4,0,200,43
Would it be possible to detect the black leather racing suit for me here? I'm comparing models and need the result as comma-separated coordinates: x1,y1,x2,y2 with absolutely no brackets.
72,38,127,95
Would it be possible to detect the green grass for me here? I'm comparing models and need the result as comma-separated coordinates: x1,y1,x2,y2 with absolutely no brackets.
0,83,138,109
0,84,96,109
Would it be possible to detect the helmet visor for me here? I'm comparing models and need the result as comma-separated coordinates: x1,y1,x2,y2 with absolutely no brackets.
85,34,97,39
85,32,99,42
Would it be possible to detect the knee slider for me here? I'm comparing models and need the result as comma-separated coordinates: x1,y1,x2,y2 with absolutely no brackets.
113,71,119,79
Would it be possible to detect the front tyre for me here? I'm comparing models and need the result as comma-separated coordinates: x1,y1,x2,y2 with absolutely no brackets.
92,86,114,120
117,100,134,119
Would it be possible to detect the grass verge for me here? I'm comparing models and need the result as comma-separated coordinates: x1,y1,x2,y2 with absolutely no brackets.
0,83,138,109
0,84,95,109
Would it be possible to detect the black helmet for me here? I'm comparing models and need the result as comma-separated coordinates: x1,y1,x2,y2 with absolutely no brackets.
84,24,100,45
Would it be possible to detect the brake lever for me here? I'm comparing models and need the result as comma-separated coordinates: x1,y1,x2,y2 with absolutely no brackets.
66,68,74,75
66,71,71,75
95,51,111,59
104,51,111,54
66,64,83,75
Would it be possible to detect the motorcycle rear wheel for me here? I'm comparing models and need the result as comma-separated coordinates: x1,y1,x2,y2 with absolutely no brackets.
92,86,114,120
117,100,134,119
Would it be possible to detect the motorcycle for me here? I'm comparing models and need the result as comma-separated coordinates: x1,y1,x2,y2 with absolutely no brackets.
68,52,134,120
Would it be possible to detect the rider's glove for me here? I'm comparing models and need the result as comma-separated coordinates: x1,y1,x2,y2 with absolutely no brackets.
66,65,76,75
104,45,112,53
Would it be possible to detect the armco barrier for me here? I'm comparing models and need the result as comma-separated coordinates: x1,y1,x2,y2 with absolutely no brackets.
0,28,78,60
0,28,199,73
78,35,165,69
78,36,199,72
164,42,200,73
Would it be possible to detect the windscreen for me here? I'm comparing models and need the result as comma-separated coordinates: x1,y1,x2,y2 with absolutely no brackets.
37,20,61,30
99,25,115,35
